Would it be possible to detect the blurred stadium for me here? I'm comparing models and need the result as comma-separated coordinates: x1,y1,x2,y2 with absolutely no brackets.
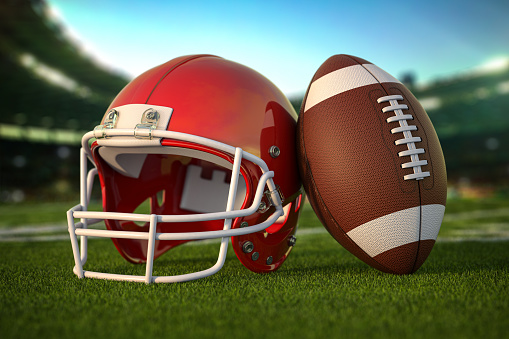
1,0,508,203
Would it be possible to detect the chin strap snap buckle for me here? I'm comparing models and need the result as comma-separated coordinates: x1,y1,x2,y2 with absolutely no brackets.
135,108,160,140
258,185,284,213
93,109,119,139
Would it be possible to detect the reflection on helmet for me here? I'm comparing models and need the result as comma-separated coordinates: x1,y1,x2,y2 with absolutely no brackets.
67,55,303,283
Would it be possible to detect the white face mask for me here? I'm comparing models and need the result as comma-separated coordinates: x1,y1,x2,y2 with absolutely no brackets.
67,104,286,284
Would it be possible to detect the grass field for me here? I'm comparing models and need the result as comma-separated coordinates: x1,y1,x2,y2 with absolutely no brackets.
0,197,508,338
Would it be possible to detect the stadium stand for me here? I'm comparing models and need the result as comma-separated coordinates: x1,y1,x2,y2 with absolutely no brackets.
411,67,509,185
0,0,128,201
1,0,508,202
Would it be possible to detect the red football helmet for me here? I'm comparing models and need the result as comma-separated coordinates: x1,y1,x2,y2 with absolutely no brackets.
67,55,303,283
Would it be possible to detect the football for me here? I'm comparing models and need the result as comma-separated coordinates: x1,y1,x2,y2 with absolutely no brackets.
296,54,447,274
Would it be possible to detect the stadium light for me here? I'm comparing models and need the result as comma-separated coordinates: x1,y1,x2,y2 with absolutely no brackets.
18,53,91,98
477,57,509,74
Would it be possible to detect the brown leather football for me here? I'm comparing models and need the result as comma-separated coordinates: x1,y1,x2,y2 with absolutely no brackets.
297,54,447,274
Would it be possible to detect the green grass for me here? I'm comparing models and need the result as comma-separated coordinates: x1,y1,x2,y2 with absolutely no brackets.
0,198,508,338
0,201,102,227
1,233,508,339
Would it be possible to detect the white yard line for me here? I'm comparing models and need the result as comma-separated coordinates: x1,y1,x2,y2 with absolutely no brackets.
443,208,509,221
0,234,71,242
1,208,509,243
0,225,68,235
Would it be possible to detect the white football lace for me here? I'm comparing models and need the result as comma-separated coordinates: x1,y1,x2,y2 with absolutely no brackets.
377,95,430,181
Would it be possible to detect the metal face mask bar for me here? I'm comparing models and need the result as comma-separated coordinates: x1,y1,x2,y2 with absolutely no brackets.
67,129,284,284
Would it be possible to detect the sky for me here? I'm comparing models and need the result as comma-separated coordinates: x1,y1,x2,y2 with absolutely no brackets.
47,0,509,97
